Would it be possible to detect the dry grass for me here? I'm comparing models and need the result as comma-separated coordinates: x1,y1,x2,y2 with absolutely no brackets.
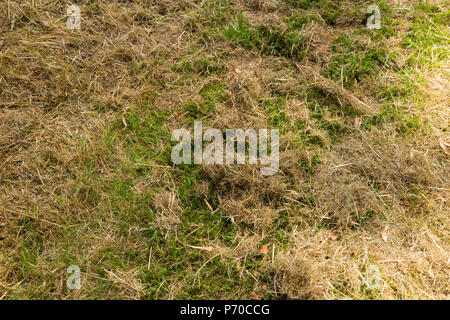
0,0,448,299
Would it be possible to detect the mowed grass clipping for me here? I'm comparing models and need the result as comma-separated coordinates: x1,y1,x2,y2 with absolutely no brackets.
0,0,449,299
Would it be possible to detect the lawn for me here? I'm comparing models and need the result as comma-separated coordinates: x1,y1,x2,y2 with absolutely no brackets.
0,0,448,299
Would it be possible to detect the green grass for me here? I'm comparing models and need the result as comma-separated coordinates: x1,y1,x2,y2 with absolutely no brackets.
361,104,427,136
121,108,172,164
262,93,354,147
286,12,319,31
300,154,322,176
172,50,225,76
64,95,280,299
326,33,388,88
403,9,450,68
285,0,341,25
65,0,448,301
224,13,305,60
196,0,231,28
183,81,226,121
264,96,291,134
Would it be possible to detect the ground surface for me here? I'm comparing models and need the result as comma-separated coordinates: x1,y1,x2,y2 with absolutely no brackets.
0,0,449,299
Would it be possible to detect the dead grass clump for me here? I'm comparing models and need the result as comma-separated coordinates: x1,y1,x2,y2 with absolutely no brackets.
220,199,280,230
309,127,448,231
266,229,363,299
152,191,183,231
104,268,145,300
335,129,446,191
301,22,335,67
284,98,310,123
312,168,386,230
296,65,378,115
201,165,287,230
229,233,263,258
202,165,287,198
269,251,316,299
